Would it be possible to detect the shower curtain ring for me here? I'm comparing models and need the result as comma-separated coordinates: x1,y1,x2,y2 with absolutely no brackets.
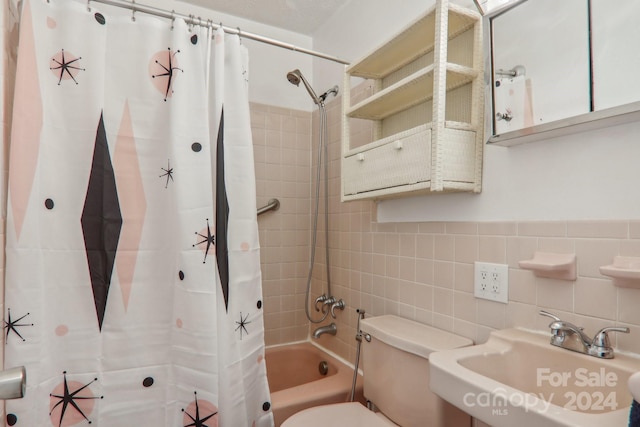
131,0,136,22
237,27,243,43
170,10,175,30
188,14,195,32
87,0,91,12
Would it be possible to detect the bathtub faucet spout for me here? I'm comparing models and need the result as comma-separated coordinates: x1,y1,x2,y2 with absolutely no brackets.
313,323,337,339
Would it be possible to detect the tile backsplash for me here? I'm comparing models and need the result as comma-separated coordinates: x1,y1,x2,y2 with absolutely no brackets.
251,99,640,366
251,102,313,345
315,217,640,362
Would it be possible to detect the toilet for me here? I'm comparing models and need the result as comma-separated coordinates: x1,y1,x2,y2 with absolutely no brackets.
282,315,473,427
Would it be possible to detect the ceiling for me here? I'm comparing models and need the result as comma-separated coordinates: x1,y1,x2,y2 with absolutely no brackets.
180,0,351,35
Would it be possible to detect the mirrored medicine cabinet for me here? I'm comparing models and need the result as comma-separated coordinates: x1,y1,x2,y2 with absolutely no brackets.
478,0,640,146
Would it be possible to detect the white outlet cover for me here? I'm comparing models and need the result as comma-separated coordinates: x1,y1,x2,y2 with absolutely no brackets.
474,261,508,304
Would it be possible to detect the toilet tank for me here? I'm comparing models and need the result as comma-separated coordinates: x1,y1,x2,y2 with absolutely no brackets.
360,315,473,427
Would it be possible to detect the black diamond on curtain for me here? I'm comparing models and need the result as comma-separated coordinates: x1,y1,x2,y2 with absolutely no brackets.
81,112,122,331
216,110,230,311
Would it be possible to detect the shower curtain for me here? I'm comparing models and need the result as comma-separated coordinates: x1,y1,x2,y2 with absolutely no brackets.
4,0,273,425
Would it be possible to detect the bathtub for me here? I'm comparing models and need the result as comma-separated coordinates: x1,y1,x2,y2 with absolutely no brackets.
265,342,363,426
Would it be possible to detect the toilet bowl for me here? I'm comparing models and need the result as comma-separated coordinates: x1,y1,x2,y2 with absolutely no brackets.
282,315,473,427
281,402,395,427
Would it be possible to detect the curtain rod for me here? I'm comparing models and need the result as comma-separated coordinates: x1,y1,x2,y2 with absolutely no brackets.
89,0,350,65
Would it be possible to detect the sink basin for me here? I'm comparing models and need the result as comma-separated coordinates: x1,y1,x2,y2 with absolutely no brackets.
429,328,640,427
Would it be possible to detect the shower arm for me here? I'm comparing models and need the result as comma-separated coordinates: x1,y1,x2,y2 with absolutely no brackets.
299,78,322,105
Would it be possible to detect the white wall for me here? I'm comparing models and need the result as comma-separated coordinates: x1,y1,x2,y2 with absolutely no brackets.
379,125,640,221
312,0,640,222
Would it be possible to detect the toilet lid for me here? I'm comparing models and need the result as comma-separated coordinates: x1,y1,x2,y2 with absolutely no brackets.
281,402,395,427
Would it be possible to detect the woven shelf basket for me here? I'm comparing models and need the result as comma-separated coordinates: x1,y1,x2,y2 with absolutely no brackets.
341,0,484,201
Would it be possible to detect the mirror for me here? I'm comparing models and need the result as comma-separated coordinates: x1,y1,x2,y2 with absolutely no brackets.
483,0,640,145
591,0,640,110
492,0,590,133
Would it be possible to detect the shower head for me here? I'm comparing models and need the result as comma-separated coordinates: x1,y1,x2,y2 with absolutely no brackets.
286,69,301,86
286,69,322,105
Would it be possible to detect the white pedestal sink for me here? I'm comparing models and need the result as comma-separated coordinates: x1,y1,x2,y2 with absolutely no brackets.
429,328,640,427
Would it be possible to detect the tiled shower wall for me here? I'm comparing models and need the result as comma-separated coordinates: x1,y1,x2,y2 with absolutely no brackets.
254,93,640,369
250,88,378,349
250,102,313,345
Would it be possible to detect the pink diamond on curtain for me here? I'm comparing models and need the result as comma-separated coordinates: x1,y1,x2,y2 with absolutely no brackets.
114,101,146,311
9,0,43,241
81,112,122,331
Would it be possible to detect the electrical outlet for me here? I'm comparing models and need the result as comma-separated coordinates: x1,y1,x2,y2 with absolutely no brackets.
474,262,508,304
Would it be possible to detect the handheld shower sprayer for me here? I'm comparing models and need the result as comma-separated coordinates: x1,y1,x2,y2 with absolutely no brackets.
287,68,341,327
286,69,339,105
286,69,321,105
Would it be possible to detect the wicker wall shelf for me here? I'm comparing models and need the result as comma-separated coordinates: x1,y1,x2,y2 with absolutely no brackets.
347,64,478,121
348,4,480,79
341,0,484,201
600,256,640,288
519,252,577,281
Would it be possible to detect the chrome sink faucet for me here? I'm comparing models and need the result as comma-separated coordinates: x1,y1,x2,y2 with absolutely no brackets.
540,310,629,359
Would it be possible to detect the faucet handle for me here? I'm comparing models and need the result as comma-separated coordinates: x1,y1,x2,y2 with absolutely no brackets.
539,310,561,322
592,326,630,348
330,299,345,318
314,294,328,312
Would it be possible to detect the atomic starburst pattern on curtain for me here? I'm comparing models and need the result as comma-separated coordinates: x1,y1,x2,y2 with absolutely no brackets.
49,49,85,85
3,309,33,343
150,47,183,101
49,372,103,427
181,391,219,427
5,1,273,426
